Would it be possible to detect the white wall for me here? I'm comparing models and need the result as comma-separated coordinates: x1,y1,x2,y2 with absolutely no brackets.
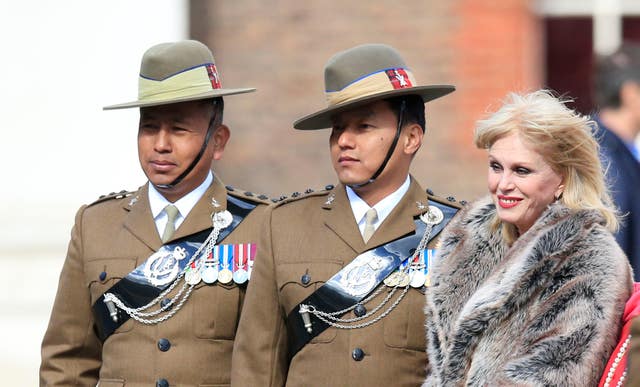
0,1,187,384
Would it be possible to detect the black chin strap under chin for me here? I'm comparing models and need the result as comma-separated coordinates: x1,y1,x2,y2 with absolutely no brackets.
155,104,217,190
349,100,406,189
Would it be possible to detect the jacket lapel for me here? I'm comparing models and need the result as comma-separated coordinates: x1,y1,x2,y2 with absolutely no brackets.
171,177,226,241
323,184,367,254
122,178,226,250
123,184,161,251
323,177,429,254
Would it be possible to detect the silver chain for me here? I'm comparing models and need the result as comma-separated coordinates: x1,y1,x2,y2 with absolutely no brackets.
103,214,224,325
303,222,434,330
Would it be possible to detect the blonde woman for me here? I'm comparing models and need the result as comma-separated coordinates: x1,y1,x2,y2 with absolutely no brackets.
424,90,633,386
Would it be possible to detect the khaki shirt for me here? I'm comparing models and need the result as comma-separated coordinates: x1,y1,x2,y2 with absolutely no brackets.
40,177,269,387
232,177,460,387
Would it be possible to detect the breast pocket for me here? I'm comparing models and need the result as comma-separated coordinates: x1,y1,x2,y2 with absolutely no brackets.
193,281,243,340
277,261,343,344
383,287,427,351
85,257,137,333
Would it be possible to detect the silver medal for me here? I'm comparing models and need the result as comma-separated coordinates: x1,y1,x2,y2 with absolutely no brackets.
233,269,248,284
212,210,233,229
201,264,218,284
410,269,426,288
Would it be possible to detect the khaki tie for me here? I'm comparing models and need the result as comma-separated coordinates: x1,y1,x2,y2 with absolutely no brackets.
161,204,180,243
362,208,378,243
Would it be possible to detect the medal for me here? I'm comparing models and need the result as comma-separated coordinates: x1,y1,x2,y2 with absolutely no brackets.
218,269,233,284
385,260,410,287
185,262,202,285
233,269,248,284
410,252,426,288
233,244,248,284
397,271,410,287
218,244,233,284
201,264,218,284
384,271,401,287
201,250,218,284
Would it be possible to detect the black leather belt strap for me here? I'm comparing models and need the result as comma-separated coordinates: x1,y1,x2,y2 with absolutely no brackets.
92,194,257,341
286,199,457,359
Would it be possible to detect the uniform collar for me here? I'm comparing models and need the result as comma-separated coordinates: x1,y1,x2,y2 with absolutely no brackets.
346,175,411,232
148,171,213,222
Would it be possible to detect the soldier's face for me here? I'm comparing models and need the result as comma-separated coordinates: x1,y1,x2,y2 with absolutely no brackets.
137,100,228,202
329,101,415,192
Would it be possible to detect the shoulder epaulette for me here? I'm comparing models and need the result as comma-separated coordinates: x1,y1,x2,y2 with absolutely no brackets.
424,187,466,210
225,185,272,205
88,189,135,207
273,184,335,207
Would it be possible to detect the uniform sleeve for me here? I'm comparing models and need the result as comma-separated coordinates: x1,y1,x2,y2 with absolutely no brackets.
40,205,102,386
231,207,289,387
496,239,633,386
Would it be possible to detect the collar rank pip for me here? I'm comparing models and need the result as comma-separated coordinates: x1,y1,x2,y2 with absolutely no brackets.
93,194,257,341
288,200,456,358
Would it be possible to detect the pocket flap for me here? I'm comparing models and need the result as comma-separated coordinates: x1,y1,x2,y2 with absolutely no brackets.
277,260,343,290
85,257,137,287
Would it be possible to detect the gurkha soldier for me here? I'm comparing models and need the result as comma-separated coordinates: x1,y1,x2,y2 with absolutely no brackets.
40,40,270,387
232,44,461,386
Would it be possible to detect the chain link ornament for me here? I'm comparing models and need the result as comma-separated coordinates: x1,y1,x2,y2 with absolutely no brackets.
103,209,232,325
299,205,441,331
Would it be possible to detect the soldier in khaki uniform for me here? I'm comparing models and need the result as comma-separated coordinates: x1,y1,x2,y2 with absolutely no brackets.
40,40,269,387
232,44,460,386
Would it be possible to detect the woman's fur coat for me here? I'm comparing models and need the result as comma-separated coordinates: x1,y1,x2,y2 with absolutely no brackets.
424,196,633,386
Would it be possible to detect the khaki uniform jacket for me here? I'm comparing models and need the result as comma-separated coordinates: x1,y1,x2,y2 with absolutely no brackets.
231,178,460,387
629,317,640,387
40,177,269,387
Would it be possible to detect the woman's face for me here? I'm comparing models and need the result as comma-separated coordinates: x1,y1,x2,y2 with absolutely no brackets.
487,132,564,235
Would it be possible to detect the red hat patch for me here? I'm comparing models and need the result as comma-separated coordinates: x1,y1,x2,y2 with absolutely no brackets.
386,68,412,89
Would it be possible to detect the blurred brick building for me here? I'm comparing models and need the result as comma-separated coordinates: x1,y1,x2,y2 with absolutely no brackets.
188,0,640,201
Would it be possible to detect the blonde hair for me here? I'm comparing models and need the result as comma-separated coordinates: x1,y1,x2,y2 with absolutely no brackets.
474,90,618,243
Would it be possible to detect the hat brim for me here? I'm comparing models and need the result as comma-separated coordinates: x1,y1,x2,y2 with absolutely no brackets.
103,87,256,110
293,85,455,130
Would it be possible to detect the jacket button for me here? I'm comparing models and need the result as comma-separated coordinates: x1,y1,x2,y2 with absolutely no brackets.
354,304,366,317
99,271,107,281
156,379,169,387
301,273,311,285
157,338,171,352
352,347,365,361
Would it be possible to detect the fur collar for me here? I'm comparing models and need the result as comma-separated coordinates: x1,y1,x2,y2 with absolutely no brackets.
425,196,631,386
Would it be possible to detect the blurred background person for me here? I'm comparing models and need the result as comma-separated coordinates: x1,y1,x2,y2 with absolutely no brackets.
424,90,633,386
593,43,640,281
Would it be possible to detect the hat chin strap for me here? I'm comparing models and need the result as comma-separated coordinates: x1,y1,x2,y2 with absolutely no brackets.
155,108,217,190
349,100,405,189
